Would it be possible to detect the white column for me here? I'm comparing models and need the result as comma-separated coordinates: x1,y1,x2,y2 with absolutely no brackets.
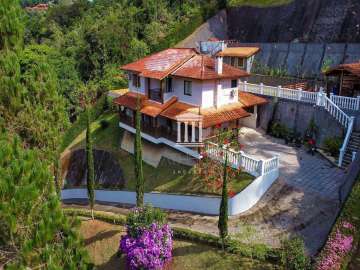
191,122,196,142
184,122,188,142
198,121,203,143
177,121,181,142
260,83,264,95
357,96,360,110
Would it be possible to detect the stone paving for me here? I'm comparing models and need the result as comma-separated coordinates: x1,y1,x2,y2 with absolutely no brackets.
239,127,346,200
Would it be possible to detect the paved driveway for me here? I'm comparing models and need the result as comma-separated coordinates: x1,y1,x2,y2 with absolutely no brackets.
238,127,346,200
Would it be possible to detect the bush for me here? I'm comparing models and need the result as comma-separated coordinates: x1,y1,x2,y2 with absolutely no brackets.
280,236,310,270
120,206,172,270
323,137,342,157
270,122,289,139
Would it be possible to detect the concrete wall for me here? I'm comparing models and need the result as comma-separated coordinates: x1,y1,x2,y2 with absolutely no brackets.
61,165,279,215
253,43,360,78
258,98,344,146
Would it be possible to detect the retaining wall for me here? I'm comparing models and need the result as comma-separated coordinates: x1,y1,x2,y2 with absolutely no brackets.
62,167,279,216
258,97,344,145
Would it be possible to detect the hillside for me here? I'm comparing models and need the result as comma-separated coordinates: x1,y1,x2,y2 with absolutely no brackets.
227,0,360,42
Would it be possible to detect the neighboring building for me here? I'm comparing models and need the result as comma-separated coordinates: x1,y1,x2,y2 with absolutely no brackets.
324,62,360,97
25,3,49,12
113,48,267,157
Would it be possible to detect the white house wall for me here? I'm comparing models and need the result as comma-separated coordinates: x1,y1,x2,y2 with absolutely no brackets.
172,78,202,106
216,79,238,107
201,80,215,108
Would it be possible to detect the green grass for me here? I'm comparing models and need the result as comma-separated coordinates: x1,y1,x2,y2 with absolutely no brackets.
228,0,292,7
79,219,278,270
64,112,254,196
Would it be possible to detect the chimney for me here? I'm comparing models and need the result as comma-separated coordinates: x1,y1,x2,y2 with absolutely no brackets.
215,41,225,75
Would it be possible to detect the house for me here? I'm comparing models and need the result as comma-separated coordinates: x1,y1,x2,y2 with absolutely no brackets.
25,3,49,12
113,48,267,157
199,40,260,73
324,61,360,97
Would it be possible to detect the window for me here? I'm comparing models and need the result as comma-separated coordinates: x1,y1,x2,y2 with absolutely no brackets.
184,81,192,96
231,79,238,88
132,74,141,88
230,57,236,67
237,57,245,68
165,77,173,93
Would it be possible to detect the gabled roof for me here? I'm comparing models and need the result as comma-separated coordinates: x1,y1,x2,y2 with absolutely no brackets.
121,48,197,80
172,55,249,80
121,48,249,81
216,47,260,58
325,62,360,77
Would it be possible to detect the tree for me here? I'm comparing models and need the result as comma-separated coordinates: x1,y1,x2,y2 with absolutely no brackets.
0,132,91,269
86,108,95,219
134,99,145,207
218,152,229,250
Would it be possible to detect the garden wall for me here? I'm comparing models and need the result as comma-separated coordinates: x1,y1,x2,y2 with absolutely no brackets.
61,166,279,216
258,98,344,146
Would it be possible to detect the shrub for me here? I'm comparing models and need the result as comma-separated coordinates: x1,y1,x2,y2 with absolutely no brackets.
270,122,289,139
120,206,172,270
280,236,310,270
99,119,110,129
323,137,342,157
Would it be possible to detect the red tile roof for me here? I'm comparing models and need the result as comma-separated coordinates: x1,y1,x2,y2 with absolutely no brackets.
121,48,197,80
325,62,360,77
141,97,178,117
160,102,199,120
121,48,249,81
238,92,268,107
172,55,249,80
113,92,145,111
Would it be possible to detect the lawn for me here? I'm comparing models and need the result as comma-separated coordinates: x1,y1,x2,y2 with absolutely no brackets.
228,0,292,7
79,219,278,270
63,112,254,196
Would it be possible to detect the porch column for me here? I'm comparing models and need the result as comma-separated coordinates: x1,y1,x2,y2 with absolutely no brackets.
177,121,181,142
198,121,203,143
191,122,196,142
184,122,189,142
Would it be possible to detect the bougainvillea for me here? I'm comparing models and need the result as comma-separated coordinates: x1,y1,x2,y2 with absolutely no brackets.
316,221,355,270
120,207,173,270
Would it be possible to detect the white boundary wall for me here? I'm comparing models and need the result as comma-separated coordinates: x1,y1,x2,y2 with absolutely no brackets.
61,167,279,216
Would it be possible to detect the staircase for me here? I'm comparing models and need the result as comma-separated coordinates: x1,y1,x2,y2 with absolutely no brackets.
342,131,360,167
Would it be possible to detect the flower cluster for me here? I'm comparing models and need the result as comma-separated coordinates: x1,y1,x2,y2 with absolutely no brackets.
120,223,173,270
316,221,355,270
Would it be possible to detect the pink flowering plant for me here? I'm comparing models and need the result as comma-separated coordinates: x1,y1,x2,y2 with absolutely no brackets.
316,221,356,270
119,205,173,270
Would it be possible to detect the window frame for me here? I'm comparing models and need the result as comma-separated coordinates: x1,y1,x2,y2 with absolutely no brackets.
184,80,192,96
165,77,173,93
237,57,245,68
132,74,141,88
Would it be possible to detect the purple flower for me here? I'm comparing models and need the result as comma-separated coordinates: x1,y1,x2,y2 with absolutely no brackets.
120,222,173,270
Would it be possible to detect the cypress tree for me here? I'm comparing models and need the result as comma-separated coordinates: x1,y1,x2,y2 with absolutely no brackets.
218,153,229,250
134,98,144,207
86,108,95,219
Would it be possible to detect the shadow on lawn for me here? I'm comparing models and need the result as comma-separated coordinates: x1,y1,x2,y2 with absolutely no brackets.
84,229,121,246
97,253,124,270
172,242,213,257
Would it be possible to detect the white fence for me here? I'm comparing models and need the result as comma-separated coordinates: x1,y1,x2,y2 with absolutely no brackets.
240,81,355,167
330,94,360,111
205,141,280,177
62,163,279,216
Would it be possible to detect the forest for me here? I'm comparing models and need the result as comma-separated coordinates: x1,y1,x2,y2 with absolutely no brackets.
0,0,223,268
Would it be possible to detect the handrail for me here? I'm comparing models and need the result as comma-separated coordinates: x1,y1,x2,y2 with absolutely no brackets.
338,117,355,167
330,94,360,111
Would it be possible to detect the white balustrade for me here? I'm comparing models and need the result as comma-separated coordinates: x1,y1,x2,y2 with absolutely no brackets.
330,94,360,111
338,117,355,167
204,142,278,177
